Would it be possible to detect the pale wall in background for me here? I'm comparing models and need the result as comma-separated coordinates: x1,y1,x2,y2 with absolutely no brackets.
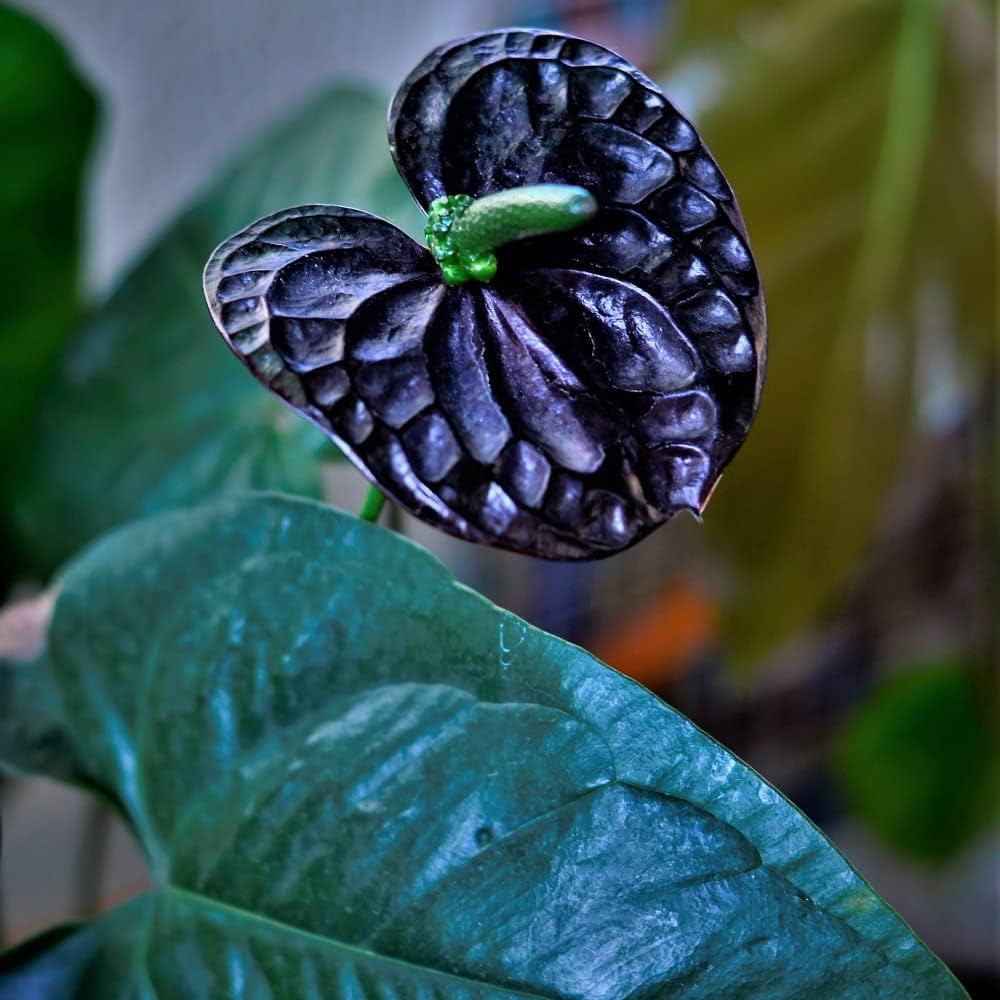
18,0,507,290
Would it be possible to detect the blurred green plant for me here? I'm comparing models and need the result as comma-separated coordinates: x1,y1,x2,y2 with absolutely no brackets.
668,0,994,664
11,85,422,575
0,3,97,569
0,494,965,997
833,661,998,864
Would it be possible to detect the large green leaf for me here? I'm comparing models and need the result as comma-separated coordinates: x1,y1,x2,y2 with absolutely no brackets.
668,0,994,662
0,4,96,543
12,86,422,574
0,494,963,997
833,661,998,864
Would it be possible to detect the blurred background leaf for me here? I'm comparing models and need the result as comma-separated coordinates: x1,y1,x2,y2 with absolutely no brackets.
666,0,995,664
10,84,422,576
0,3,97,582
832,661,997,865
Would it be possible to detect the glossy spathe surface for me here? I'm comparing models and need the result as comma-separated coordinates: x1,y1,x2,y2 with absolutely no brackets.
204,29,766,559
0,495,963,998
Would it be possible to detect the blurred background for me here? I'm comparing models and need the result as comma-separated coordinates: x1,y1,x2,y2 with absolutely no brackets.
0,0,996,994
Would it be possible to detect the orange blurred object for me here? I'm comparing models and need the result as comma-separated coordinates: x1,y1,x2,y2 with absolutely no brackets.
591,581,719,688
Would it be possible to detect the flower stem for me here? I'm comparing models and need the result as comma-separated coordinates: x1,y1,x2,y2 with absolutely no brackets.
359,486,387,523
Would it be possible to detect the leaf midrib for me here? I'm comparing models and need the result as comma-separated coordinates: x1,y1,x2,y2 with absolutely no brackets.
148,884,554,999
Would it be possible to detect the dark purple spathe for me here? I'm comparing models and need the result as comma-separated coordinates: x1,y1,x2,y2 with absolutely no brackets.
204,28,766,559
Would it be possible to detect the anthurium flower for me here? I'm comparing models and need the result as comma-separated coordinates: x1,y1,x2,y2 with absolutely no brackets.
204,28,766,559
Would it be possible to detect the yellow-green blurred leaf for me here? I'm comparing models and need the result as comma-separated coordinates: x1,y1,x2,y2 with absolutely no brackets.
668,0,994,663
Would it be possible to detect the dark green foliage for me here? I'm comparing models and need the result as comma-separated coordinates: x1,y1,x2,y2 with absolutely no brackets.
0,495,964,997
834,662,997,863
0,3,97,577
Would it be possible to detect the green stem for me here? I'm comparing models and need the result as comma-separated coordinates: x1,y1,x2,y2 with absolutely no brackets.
359,486,387,523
